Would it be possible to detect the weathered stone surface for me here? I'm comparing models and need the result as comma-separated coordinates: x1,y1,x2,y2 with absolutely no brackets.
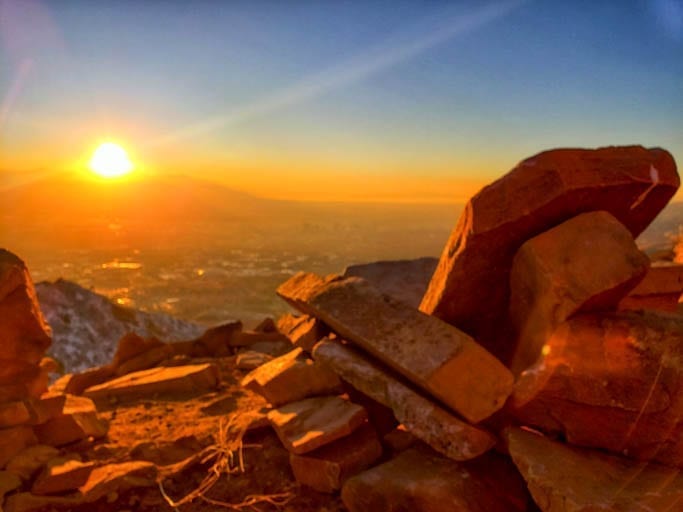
341,447,528,512
254,317,276,333
344,257,438,309
506,427,683,512
242,348,341,406
420,146,679,357
0,250,52,364
242,340,292,357
32,459,96,495
278,273,512,423
268,396,367,455
342,383,397,438
5,445,59,480
0,401,31,428
286,315,327,352
314,339,496,460
0,361,40,387
83,363,220,402
4,461,157,512
382,425,419,455
54,365,116,396
510,310,683,468
114,343,173,376
188,320,242,356
0,470,22,504
235,351,273,370
230,330,290,348
0,371,48,403
26,394,67,425
34,409,108,446
289,423,382,493
0,426,37,468
111,332,163,369
620,262,683,312
508,211,649,373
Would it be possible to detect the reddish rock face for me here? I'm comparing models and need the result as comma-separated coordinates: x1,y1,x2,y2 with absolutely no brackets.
506,427,683,512
508,211,649,373
341,447,529,512
619,262,683,312
420,146,679,357
278,272,512,423
510,310,683,468
0,250,52,364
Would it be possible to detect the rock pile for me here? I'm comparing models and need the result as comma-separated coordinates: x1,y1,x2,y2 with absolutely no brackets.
241,146,683,511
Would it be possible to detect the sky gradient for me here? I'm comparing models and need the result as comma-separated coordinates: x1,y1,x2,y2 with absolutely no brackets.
1,0,682,202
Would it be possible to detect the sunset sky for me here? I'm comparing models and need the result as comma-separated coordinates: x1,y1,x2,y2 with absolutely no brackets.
1,0,682,202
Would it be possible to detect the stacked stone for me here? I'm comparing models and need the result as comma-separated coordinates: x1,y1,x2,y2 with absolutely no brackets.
257,146,683,511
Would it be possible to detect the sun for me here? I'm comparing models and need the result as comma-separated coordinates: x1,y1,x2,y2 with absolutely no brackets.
89,142,133,178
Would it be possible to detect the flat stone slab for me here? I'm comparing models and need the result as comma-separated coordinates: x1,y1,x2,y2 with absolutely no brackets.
289,423,382,493
341,447,529,512
508,211,649,373
420,146,679,357
510,310,683,468
313,339,496,460
506,427,683,512
32,459,96,495
268,395,367,454
242,348,341,406
278,272,512,423
343,257,438,309
83,363,220,402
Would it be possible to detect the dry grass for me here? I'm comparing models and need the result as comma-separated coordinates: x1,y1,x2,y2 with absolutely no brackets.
158,415,294,511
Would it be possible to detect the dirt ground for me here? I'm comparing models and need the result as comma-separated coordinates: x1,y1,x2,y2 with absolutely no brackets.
62,356,346,512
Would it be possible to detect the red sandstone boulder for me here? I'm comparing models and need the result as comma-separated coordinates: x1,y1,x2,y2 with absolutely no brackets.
420,146,679,358
510,310,683,468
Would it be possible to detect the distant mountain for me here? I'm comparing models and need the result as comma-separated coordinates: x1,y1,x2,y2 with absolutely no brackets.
37,278,203,374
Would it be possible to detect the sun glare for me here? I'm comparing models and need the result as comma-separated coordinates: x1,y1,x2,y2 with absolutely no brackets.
89,142,133,178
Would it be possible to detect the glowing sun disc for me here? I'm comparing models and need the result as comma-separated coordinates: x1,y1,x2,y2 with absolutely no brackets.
89,142,133,178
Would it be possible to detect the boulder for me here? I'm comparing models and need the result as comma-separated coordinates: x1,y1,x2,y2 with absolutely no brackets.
5,445,59,480
111,333,164,369
83,363,220,402
341,447,528,512
26,393,67,425
32,459,96,495
508,211,649,373
188,320,242,356
420,146,679,357
241,348,341,406
289,423,382,493
0,401,31,428
235,351,273,370
620,262,683,312
313,339,496,460
0,426,37,468
0,250,52,364
278,272,512,423
229,331,290,348
268,396,367,454
506,427,683,512
34,409,108,447
52,365,116,396
253,317,276,333
510,310,683,468
0,470,22,505
344,257,438,308
114,343,173,376
286,315,327,352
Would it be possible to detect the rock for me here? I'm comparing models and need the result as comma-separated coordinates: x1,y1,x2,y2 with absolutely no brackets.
506,427,683,512
313,339,496,460
230,331,290,348
0,426,37,468
34,408,108,447
508,211,649,373
241,348,341,406
268,396,367,454
0,361,41,387
620,262,683,312
341,447,528,512
342,383,398,438
114,344,174,376
83,363,220,402
26,394,67,425
182,320,243,357
32,459,96,495
235,351,273,370
4,461,157,512
5,445,59,480
289,423,382,493
241,340,292,357
275,313,303,335
254,317,277,333
0,470,22,505
286,315,327,352
382,425,419,455
54,365,116,396
510,310,683,468
343,257,438,309
0,370,48,403
0,250,52,364
420,146,679,357
38,357,59,374
278,272,512,423
0,401,31,428
111,333,164,369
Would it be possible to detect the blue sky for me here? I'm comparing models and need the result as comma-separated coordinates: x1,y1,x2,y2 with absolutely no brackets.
1,0,681,201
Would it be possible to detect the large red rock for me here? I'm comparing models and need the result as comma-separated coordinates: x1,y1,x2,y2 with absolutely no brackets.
0,250,52,364
341,447,528,512
510,310,683,468
420,146,679,357
508,211,649,373
506,427,683,512
620,262,683,312
278,272,512,423
313,339,496,461
0,426,37,468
